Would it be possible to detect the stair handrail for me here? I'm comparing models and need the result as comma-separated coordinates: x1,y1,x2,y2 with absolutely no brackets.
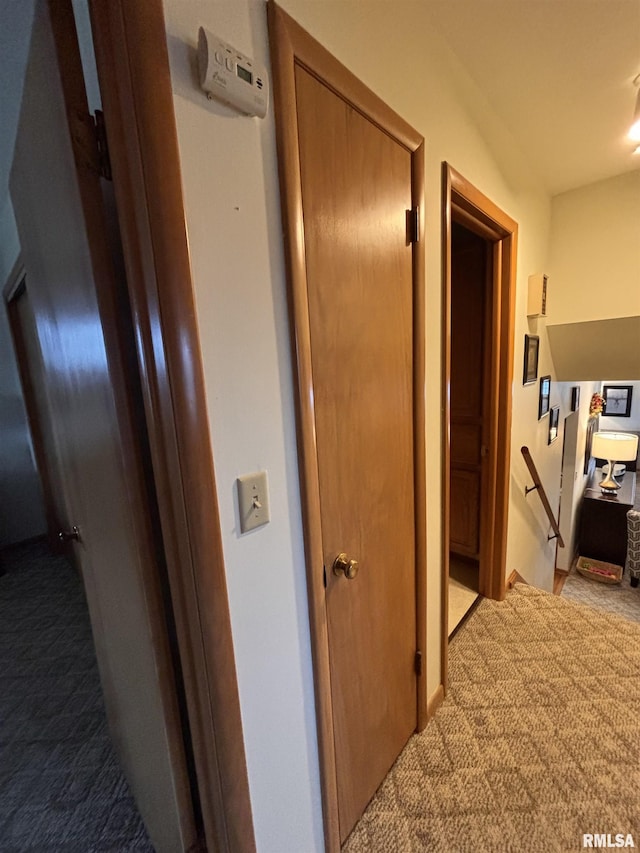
520,446,565,548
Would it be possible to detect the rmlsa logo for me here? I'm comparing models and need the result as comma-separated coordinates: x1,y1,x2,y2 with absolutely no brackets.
583,835,635,848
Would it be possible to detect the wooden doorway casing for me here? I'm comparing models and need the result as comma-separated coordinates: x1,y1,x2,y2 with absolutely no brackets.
3,261,65,542
442,164,517,687
8,2,257,851
268,5,427,850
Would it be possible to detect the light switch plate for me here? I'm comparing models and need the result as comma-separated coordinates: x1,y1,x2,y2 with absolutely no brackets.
237,471,270,533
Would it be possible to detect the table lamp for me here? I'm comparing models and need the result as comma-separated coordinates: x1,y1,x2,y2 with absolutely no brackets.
591,432,639,495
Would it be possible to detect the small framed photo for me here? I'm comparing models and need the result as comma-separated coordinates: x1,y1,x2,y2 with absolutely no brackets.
570,386,580,412
538,375,551,419
602,385,633,417
523,334,539,385
548,406,559,444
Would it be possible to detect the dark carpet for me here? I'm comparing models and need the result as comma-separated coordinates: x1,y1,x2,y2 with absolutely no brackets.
0,540,154,852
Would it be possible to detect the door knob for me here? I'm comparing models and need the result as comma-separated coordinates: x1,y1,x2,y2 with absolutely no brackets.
333,552,359,580
58,526,81,543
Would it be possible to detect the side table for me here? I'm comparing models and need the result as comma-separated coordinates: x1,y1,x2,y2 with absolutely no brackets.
579,468,636,569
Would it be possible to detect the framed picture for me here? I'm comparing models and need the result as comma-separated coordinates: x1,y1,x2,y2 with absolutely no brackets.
602,385,633,417
570,386,580,412
548,406,559,444
538,375,551,419
523,334,539,385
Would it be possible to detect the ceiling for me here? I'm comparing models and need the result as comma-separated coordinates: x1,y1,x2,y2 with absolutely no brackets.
1,0,639,203
425,0,640,196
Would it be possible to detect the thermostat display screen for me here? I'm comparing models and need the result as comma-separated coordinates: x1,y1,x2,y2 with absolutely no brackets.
237,65,252,84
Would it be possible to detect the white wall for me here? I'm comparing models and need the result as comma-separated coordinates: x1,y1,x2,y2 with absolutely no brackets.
164,5,322,850
543,173,640,570
555,381,602,571
163,2,563,849
0,196,46,547
548,170,640,325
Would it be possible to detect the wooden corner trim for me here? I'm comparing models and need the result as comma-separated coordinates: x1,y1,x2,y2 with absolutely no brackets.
440,163,452,697
506,569,519,589
413,141,428,734
89,2,255,851
447,165,518,235
427,684,445,719
270,3,422,152
2,256,26,303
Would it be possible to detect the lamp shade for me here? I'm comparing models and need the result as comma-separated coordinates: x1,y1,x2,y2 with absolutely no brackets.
592,431,639,462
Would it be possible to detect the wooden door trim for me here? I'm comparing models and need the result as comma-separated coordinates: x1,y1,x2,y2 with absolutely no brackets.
2,256,26,303
442,164,517,689
3,259,59,539
87,2,255,851
268,5,426,849
413,147,427,735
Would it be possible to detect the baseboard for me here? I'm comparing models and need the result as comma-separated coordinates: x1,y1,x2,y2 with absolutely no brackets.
427,684,444,720
556,545,579,575
506,570,527,589
553,569,569,595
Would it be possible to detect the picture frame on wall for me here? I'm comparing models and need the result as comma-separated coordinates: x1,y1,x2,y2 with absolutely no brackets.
571,386,580,412
538,375,551,419
548,406,559,444
602,385,633,417
523,334,539,385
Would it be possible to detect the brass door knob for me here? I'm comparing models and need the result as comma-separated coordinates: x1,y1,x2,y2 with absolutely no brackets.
333,552,359,580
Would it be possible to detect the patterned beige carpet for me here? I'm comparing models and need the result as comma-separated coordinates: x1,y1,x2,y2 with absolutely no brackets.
562,569,640,624
343,584,640,852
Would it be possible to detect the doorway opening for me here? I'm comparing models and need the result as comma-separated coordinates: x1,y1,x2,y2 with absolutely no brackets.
447,221,489,634
442,164,518,687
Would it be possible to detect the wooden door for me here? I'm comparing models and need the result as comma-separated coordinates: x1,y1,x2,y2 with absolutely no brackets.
9,2,195,850
295,67,417,840
7,279,70,538
450,222,489,558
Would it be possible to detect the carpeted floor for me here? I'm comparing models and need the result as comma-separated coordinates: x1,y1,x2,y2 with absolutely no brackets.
0,540,153,852
343,583,640,852
561,569,640,624
560,470,640,623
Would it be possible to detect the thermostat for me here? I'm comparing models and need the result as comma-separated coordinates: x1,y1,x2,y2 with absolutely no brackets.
197,27,269,119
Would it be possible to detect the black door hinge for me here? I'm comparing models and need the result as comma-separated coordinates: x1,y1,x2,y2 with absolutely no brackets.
92,110,112,181
414,649,423,676
406,207,419,244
